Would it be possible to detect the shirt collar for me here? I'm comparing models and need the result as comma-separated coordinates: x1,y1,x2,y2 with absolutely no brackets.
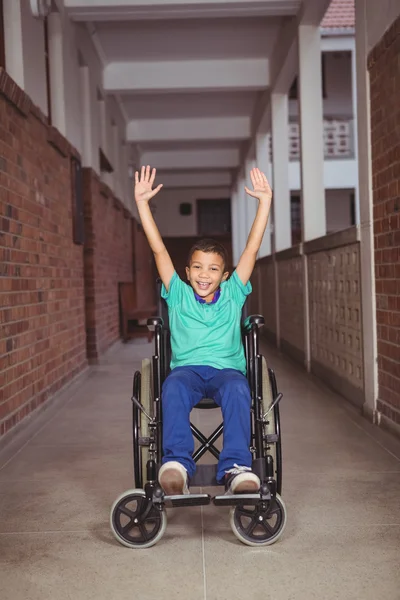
194,288,221,305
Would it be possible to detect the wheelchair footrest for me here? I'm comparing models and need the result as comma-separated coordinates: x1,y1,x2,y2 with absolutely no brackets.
213,493,261,507
163,493,211,508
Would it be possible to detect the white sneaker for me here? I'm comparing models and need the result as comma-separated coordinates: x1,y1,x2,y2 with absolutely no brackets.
159,461,190,495
225,464,260,494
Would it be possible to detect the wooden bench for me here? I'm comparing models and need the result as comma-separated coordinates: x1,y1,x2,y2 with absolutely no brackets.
119,282,157,342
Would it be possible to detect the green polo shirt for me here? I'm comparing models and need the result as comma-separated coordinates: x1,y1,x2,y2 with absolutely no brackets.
161,270,252,375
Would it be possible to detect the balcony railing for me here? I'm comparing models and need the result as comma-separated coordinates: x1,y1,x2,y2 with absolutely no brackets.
268,117,355,161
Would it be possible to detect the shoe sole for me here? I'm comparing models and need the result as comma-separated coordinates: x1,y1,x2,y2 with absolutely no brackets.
159,469,186,495
231,478,260,494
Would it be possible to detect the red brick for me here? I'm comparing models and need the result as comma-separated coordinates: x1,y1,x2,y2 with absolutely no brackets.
371,12,400,428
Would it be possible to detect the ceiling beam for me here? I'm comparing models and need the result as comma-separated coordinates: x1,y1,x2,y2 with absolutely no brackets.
127,117,251,143
140,148,240,170
104,59,269,94
65,0,301,21
154,171,232,188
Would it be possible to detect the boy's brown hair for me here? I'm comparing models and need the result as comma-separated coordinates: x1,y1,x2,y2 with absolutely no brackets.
187,238,228,270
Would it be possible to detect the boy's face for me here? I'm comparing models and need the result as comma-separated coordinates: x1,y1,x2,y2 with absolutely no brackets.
186,250,229,303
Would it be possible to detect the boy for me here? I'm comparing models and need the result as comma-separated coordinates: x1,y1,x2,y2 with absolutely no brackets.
135,165,272,495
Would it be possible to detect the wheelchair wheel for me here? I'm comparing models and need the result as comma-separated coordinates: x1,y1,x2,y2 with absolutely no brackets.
229,494,287,547
133,359,153,488
110,489,167,549
262,357,282,494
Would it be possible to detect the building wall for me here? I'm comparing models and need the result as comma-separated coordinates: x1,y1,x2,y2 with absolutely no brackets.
82,170,133,361
326,189,353,233
153,187,230,237
2,0,131,209
0,3,140,440
368,13,400,431
0,81,87,438
289,49,353,119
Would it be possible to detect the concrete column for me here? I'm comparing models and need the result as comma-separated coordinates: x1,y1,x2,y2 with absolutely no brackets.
48,12,66,134
350,40,360,226
3,0,24,89
79,66,93,168
355,0,378,420
271,93,291,252
298,24,326,242
256,132,272,257
237,175,248,259
245,157,258,252
230,185,240,266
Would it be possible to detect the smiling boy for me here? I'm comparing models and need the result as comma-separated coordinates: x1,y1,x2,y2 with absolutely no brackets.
135,165,272,495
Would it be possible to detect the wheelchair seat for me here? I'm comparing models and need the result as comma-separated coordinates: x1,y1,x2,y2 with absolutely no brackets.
195,397,218,409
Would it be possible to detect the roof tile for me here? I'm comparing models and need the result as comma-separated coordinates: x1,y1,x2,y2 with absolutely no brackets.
322,0,355,29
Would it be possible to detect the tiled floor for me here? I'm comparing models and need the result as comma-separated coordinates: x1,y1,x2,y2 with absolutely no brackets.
1,339,399,600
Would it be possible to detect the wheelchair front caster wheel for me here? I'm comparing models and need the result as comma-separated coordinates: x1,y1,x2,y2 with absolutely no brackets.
229,494,287,547
110,489,167,549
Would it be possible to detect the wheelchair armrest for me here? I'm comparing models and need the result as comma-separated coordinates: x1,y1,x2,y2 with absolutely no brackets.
242,314,265,333
147,316,164,331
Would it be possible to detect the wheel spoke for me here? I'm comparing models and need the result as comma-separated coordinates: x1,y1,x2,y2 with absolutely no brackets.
261,519,275,536
139,523,150,541
121,519,135,535
244,519,257,537
118,505,137,520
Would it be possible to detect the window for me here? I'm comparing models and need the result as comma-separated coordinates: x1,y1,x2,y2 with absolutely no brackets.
0,0,5,69
197,199,231,236
291,195,301,246
99,148,114,174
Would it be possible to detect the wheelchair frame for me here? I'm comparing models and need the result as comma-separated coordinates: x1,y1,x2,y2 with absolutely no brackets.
110,309,286,548
132,313,283,500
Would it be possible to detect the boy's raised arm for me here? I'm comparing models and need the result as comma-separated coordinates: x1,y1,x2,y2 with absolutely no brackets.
135,165,175,291
236,168,272,286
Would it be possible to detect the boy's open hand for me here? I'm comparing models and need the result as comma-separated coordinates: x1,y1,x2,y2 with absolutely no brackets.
245,168,272,204
135,165,163,204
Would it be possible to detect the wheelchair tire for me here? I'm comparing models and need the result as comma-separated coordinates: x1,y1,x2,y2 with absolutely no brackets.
139,359,152,484
262,357,282,494
229,493,287,547
110,489,167,549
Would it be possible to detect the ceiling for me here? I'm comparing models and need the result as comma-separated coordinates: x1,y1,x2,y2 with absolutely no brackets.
64,0,331,189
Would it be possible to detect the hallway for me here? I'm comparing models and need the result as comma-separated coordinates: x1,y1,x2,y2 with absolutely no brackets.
1,340,399,600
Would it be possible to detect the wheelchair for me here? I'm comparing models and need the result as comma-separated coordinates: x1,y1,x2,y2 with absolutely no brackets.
110,294,286,548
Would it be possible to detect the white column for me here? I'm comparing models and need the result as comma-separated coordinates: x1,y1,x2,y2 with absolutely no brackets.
230,185,239,266
48,12,66,134
351,40,360,226
271,93,291,252
79,66,93,168
3,1,24,88
256,132,272,257
245,157,258,250
237,175,248,259
355,0,378,419
298,24,326,242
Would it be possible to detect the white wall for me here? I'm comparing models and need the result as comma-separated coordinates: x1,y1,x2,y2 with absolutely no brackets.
153,187,230,237
365,0,400,51
289,159,358,190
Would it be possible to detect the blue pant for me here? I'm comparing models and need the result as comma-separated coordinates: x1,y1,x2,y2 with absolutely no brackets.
161,365,252,482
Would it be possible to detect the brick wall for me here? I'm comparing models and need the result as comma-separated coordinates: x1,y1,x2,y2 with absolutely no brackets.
368,16,400,430
0,71,87,438
83,169,133,361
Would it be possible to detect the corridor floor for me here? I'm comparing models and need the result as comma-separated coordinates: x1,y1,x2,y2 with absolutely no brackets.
0,339,399,600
